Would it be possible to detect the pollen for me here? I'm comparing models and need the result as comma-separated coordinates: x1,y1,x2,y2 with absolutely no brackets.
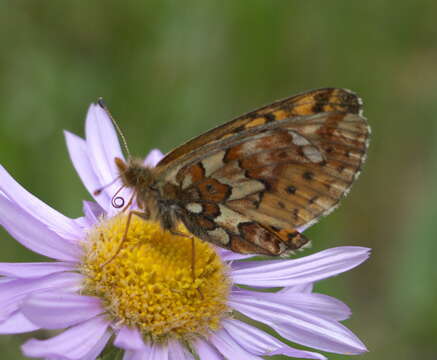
80,213,231,341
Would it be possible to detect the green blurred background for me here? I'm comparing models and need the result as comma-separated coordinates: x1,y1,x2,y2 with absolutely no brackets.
0,1,436,359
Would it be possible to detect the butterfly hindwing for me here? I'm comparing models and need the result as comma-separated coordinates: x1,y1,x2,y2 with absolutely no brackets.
179,201,309,255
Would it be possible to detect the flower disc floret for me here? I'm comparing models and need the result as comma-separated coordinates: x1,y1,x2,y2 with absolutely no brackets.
81,214,231,341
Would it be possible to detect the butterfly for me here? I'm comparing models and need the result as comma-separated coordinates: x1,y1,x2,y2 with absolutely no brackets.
97,88,370,258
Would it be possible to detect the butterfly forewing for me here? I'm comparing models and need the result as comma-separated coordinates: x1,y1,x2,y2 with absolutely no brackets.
152,88,369,256
157,88,362,169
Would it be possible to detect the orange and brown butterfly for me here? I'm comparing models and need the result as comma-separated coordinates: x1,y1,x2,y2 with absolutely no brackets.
97,88,370,257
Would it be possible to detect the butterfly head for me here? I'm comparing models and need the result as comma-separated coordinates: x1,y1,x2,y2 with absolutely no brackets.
114,157,161,217
115,157,155,191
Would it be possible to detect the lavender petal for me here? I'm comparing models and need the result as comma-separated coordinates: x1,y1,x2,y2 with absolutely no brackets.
21,291,103,329
123,350,144,360
0,195,81,262
114,326,145,351
229,291,367,355
65,130,112,210
122,342,153,360
231,247,370,287
82,201,105,227
80,329,112,360
209,329,263,360
85,103,124,179
168,340,194,360
217,247,253,261
0,272,83,321
0,262,74,279
21,315,110,360
223,319,326,359
193,339,223,360
149,343,169,360
0,311,39,334
0,165,82,241
275,288,351,321
144,149,164,167
85,104,133,213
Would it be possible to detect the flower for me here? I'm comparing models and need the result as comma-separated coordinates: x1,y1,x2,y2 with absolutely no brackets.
0,102,370,360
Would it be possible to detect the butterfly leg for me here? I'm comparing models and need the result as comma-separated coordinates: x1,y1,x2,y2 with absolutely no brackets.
121,191,136,212
191,235,196,282
169,229,197,282
189,236,204,299
100,210,145,267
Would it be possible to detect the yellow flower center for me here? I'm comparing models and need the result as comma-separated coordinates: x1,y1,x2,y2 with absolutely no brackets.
80,213,231,341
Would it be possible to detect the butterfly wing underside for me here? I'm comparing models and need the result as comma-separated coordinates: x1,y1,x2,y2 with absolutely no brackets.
154,89,369,255
158,88,362,169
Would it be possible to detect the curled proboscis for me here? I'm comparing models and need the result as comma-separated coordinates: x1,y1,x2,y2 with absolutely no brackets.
112,195,125,208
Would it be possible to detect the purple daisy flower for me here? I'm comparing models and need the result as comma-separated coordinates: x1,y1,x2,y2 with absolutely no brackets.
0,103,369,360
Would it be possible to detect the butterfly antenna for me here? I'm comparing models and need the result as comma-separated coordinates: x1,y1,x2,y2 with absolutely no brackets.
97,98,131,159
93,175,121,196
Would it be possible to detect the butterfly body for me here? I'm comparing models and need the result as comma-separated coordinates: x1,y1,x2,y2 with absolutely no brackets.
105,88,370,256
